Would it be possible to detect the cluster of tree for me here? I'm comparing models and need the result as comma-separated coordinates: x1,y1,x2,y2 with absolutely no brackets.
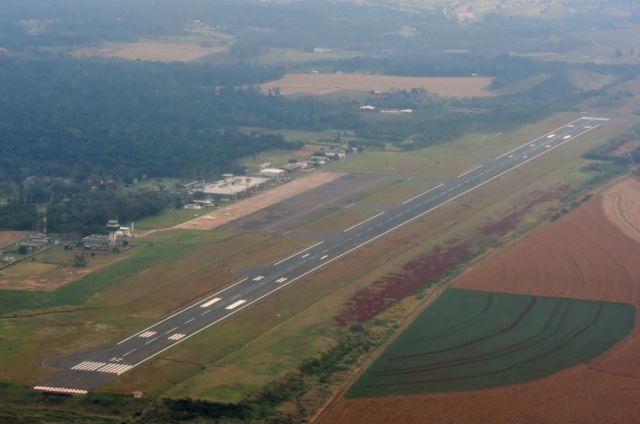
0,56,360,184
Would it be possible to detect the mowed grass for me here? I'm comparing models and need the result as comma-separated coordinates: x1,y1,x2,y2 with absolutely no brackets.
347,289,635,398
136,208,208,229
0,231,226,315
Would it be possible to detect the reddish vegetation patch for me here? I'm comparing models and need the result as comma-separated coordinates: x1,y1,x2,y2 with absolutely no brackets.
456,189,640,304
479,184,570,237
335,242,472,326
324,305,640,424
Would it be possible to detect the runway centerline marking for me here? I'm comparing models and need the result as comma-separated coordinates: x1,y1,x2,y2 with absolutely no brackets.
457,165,482,178
273,241,325,266
401,183,444,205
343,212,385,233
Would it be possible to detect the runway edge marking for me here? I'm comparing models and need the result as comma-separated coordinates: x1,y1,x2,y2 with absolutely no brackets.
120,119,604,374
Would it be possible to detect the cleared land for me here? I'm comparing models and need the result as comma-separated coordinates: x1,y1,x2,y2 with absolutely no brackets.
601,177,640,243
346,288,634,398
70,42,226,62
0,231,26,249
260,73,494,97
175,172,345,231
455,178,640,304
0,248,128,291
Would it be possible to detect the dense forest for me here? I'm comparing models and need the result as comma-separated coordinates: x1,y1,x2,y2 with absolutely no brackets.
1,1,638,234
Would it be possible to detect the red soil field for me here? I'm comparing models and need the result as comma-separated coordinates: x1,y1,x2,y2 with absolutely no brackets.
324,307,640,424
322,179,640,423
335,242,472,326
455,181,640,303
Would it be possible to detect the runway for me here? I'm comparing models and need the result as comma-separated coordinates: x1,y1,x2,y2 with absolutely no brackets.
36,116,608,394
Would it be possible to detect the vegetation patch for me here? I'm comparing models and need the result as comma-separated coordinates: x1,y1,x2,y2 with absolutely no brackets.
347,288,635,397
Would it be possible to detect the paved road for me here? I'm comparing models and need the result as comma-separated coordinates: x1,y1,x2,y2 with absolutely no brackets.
36,117,608,394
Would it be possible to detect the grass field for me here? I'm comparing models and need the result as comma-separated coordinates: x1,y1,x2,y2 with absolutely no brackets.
136,208,207,230
346,288,635,398
0,246,129,291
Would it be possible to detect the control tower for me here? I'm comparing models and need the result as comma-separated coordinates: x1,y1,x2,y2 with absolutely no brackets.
106,220,120,248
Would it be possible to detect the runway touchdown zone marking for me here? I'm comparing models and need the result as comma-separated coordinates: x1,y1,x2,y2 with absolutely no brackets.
139,331,156,338
200,298,222,308
226,300,247,310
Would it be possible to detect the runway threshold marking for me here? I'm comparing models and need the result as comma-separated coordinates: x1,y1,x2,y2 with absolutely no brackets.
225,300,247,310
72,361,106,371
457,165,482,178
401,183,444,205
273,241,325,266
102,118,606,379
343,212,385,233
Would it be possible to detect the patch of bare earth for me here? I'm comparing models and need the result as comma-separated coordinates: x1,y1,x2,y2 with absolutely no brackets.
455,178,640,303
0,231,26,249
261,73,495,97
175,172,345,231
71,42,226,62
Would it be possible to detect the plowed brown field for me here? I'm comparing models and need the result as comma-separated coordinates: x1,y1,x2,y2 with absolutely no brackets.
324,309,640,424
322,178,640,424
454,178,640,303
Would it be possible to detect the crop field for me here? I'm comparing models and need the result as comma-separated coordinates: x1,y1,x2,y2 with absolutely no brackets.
260,73,495,97
70,41,226,62
346,288,634,398
455,178,640,304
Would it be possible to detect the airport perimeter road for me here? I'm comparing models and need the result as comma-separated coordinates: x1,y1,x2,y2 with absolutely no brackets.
36,116,608,394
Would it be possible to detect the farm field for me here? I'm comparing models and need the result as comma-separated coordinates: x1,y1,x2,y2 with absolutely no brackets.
260,73,494,97
0,231,26,249
454,177,640,304
346,288,634,398
322,176,640,424
70,41,227,62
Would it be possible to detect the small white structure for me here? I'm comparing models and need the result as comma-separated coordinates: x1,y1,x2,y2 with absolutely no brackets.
258,168,286,179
